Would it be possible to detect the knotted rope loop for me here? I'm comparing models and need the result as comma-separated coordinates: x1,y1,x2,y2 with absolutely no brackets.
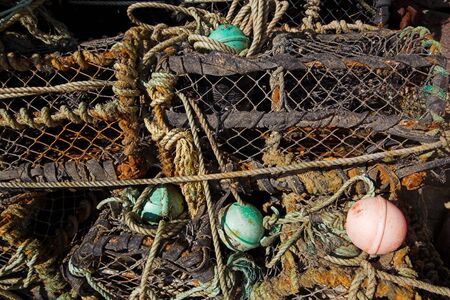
145,72,178,107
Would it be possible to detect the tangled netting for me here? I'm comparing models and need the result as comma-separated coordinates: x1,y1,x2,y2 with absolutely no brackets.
0,190,100,298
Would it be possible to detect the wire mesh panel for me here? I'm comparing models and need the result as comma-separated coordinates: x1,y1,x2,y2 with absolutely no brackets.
0,29,152,183
0,190,100,298
161,28,447,194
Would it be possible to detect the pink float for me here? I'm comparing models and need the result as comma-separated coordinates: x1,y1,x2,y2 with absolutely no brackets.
345,196,407,255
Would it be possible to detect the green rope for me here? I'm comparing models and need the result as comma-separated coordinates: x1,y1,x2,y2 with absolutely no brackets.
68,258,115,300
134,186,169,300
227,253,263,300
0,243,27,276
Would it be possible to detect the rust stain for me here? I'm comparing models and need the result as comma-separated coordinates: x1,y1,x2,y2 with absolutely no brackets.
271,85,281,111
393,247,409,269
401,172,426,191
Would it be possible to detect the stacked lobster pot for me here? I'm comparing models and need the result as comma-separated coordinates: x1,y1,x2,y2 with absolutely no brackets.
183,0,389,31
0,191,100,299
62,5,450,296
156,26,450,299
0,0,449,299
167,27,448,198
0,19,155,300
0,33,151,183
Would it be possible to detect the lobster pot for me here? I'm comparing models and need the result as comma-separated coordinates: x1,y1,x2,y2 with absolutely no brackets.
247,187,450,300
0,31,151,184
64,202,217,300
161,28,448,193
0,191,100,298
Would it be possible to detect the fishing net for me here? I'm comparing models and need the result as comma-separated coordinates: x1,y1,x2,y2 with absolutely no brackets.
0,31,153,183
0,190,100,298
244,176,450,299
0,0,449,299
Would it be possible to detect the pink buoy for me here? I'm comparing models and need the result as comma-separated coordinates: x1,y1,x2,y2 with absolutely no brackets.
345,195,407,255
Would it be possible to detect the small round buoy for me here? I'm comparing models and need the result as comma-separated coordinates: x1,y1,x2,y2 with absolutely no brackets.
140,185,184,223
208,24,249,52
218,202,265,252
345,196,407,255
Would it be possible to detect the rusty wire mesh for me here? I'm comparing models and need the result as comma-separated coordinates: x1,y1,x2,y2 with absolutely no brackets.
162,29,447,186
0,34,148,183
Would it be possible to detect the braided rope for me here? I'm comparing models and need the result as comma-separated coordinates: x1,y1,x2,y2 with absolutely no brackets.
179,88,231,300
145,73,204,218
0,80,112,100
179,93,244,204
0,100,124,130
135,218,167,300
68,258,115,300
0,138,446,189
0,289,23,300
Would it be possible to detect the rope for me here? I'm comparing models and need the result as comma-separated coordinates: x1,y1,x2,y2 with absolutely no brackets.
134,210,167,300
179,87,231,299
193,0,289,56
144,73,204,218
0,289,23,300
0,80,113,99
173,268,221,300
102,189,188,238
0,243,28,276
1,138,445,189
179,92,244,204
0,0,70,45
265,176,374,268
324,255,450,297
0,100,124,130
68,258,115,300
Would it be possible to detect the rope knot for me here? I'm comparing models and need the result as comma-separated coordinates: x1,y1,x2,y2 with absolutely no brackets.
160,128,192,151
151,23,169,41
145,72,177,107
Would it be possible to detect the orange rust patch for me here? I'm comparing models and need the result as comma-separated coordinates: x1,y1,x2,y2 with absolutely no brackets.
272,85,281,110
401,172,426,191
393,247,409,269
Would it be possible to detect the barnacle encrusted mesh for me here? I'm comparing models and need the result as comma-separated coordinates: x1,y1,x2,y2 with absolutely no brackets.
64,203,217,299
0,190,100,297
0,30,151,183
162,28,447,193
